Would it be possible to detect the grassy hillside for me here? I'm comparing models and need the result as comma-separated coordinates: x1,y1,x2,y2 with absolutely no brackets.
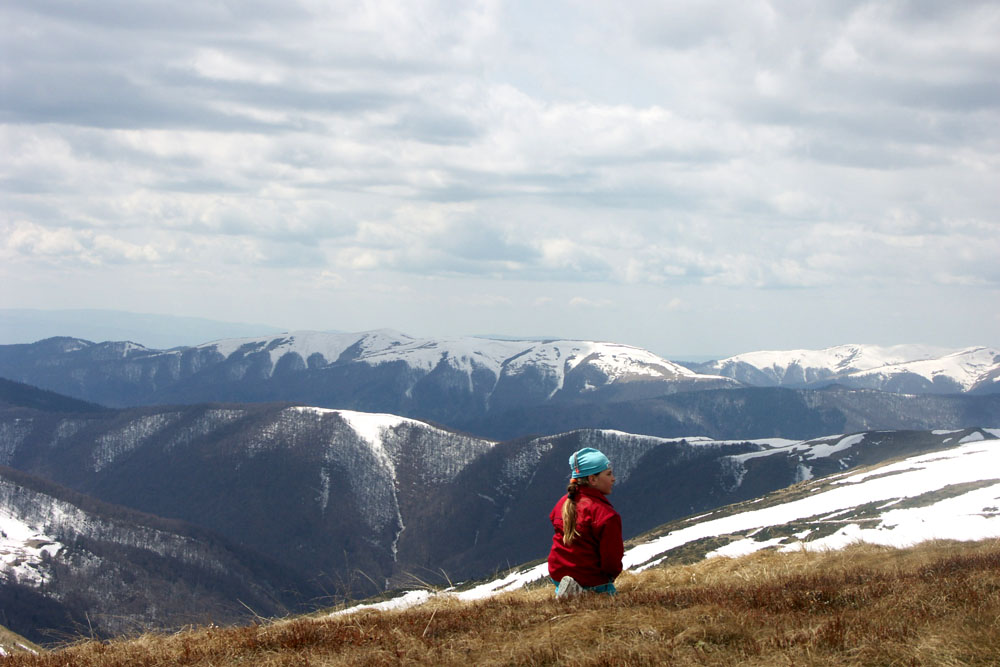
9,538,1000,665
0,624,41,659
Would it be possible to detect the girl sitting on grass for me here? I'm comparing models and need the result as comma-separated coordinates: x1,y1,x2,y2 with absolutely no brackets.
547,447,623,597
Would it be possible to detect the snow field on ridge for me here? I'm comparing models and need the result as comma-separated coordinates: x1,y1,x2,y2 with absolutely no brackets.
848,346,1000,391
716,343,956,374
629,436,1000,569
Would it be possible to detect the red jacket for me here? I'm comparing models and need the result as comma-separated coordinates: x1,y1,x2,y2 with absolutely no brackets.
547,486,623,587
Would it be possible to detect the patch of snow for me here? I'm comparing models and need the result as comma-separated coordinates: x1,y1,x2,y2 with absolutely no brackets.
329,561,553,616
336,410,410,463
804,433,865,460
730,442,806,464
729,433,869,467
117,341,148,356
735,438,801,448
729,447,788,464
707,536,786,559
455,562,552,601
330,589,434,615
0,508,63,587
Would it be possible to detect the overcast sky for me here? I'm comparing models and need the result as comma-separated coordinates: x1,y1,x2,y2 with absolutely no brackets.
2,1,998,357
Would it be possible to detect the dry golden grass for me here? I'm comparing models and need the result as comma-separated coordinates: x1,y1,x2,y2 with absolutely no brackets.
9,539,1000,666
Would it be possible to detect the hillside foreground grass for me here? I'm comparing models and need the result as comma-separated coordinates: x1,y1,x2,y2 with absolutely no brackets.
7,538,1000,665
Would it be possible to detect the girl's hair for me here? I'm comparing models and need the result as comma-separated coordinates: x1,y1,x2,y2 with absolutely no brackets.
561,478,588,545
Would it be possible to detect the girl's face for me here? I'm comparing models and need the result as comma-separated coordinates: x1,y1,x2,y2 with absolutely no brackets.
588,467,615,495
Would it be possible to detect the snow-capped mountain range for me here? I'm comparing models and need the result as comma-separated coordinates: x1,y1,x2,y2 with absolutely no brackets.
693,343,1000,394
0,331,735,424
1,334,996,436
2,334,999,446
208,330,707,386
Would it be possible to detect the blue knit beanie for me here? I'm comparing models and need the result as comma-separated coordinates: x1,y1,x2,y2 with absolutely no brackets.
569,447,610,479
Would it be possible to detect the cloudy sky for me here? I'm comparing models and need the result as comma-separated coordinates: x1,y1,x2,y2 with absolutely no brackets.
2,0,998,357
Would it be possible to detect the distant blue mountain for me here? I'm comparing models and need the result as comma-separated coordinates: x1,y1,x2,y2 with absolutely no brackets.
0,308,286,348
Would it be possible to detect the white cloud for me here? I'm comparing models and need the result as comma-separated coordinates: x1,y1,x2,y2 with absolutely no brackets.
5,223,86,258
3,222,170,267
569,296,613,309
661,297,685,312
188,49,286,85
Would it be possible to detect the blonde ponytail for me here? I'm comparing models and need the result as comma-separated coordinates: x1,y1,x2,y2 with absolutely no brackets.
561,478,585,545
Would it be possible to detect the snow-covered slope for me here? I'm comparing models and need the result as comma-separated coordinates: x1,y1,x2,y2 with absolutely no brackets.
701,343,999,393
0,499,62,587
717,343,949,375
842,346,1000,393
0,467,301,641
204,329,414,367
627,428,1000,567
